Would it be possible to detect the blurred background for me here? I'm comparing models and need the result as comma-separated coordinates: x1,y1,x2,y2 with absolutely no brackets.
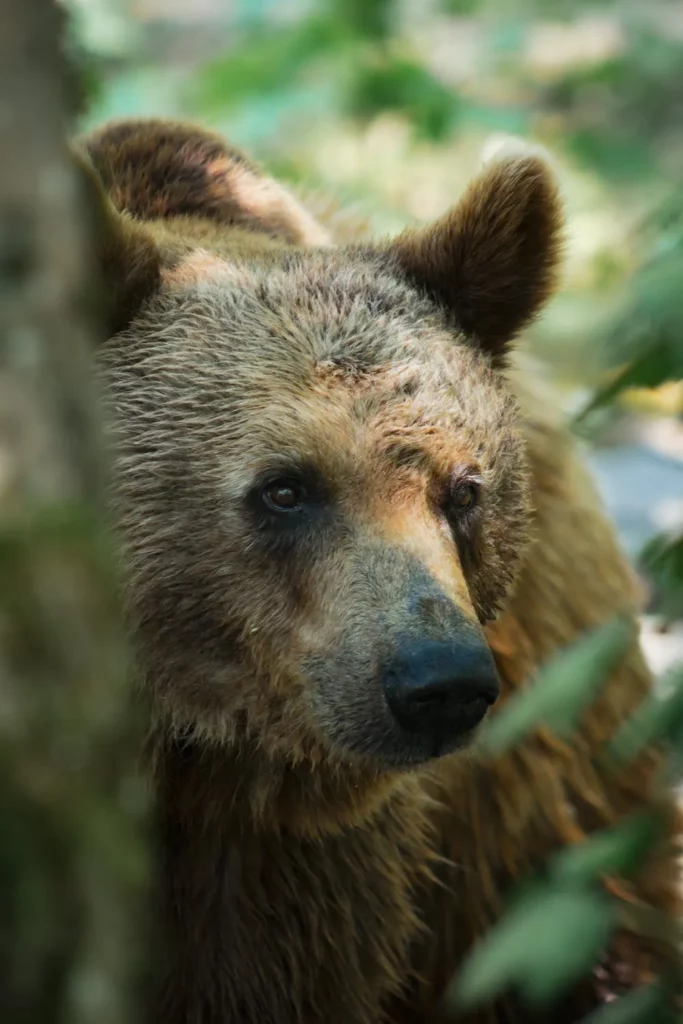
62,0,683,671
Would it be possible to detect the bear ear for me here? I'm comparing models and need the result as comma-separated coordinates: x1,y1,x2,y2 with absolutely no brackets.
386,146,564,363
72,145,161,338
79,118,332,248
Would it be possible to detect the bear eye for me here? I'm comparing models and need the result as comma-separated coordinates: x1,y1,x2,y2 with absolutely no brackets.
262,478,304,513
450,480,479,514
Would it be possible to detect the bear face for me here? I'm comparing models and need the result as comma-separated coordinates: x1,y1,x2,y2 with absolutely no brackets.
80,126,563,798
99,251,529,770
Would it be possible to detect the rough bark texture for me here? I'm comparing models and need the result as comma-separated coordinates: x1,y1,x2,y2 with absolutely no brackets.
0,2,148,1022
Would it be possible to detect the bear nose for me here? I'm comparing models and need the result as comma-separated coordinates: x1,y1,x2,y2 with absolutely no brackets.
382,638,500,748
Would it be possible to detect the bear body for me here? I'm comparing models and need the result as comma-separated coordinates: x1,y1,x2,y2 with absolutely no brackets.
78,119,681,1022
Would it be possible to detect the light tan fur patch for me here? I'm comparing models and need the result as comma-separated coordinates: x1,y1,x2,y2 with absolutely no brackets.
211,159,334,249
161,248,257,291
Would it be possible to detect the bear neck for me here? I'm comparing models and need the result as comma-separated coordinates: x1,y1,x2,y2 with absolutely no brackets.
152,737,437,1024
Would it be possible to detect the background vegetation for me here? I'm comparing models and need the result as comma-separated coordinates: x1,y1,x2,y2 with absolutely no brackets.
7,0,683,1020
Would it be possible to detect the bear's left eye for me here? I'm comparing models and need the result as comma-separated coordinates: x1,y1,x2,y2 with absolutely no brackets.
262,478,305,513
450,480,479,514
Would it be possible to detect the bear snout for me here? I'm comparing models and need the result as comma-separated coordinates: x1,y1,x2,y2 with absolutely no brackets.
381,637,500,756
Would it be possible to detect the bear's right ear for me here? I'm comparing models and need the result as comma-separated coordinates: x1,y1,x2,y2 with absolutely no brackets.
73,145,161,338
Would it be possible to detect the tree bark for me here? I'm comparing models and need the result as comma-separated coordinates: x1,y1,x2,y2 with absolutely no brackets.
0,1,148,1022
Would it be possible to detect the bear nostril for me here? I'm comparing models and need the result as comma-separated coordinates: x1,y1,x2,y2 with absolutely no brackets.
408,683,449,708
392,680,453,726
459,690,487,705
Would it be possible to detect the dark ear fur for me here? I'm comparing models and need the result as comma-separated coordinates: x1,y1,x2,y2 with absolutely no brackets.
387,153,564,362
77,118,330,248
73,144,161,337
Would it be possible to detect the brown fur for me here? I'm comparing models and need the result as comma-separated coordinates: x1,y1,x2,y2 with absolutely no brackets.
80,118,682,1023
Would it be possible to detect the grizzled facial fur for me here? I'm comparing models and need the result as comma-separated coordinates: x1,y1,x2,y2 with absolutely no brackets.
81,124,563,777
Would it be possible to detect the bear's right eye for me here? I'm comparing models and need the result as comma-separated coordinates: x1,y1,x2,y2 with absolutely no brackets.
261,478,305,513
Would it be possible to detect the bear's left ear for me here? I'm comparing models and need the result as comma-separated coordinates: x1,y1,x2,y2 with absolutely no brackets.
385,149,564,363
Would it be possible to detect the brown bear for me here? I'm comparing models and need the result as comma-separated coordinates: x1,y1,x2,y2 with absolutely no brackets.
75,118,681,1023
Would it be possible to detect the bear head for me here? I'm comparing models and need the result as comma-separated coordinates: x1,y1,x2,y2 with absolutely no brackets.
76,122,563,829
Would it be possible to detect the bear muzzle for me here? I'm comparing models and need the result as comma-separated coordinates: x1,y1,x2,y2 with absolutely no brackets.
381,636,500,758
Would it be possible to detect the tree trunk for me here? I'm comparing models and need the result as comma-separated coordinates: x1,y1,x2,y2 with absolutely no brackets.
0,1,148,1022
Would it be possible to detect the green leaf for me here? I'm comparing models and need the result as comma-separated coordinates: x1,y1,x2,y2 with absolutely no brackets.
609,664,683,766
448,885,616,1009
346,52,461,141
573,342,683,422
639,535,683,623
481,618,632,756
552,812,664,885
328,0,394,40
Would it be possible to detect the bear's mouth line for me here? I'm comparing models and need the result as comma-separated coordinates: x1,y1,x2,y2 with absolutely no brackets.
325,707,490,771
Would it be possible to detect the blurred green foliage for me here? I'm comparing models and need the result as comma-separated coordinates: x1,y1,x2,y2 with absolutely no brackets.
346,51,460,141
481,618,633,756
452,883,616,1009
